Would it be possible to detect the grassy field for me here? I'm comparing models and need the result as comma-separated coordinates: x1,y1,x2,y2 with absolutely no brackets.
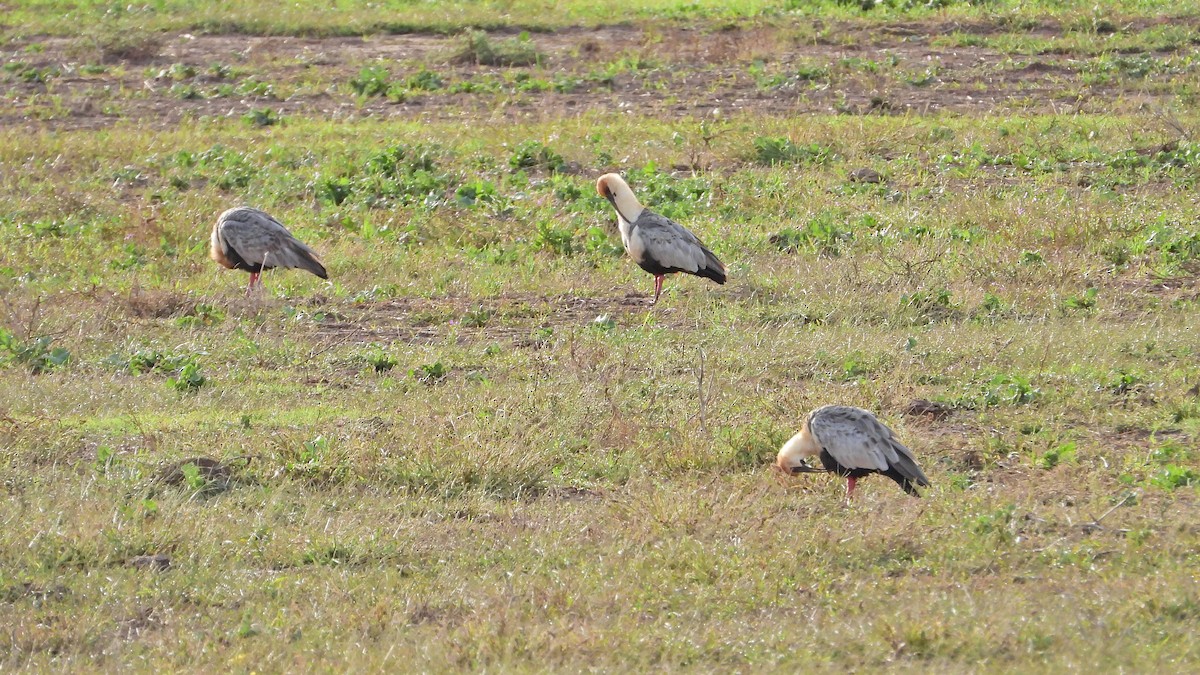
7,0,1193,36
2,1,1199,671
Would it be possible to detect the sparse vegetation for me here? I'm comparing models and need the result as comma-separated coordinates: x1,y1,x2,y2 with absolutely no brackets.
751,136,836,166
241,107,280,127
83,24,163,62
349,64,391,97
358,344,397,372
0,329,70,374
1,1,1199,672
166,361,207,392
450,30,541,67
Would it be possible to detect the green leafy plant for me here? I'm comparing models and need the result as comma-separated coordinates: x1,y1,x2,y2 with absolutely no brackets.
841,357,869,381
235,78,274,97
169,82,203,99
770,212,852,256
413,361,449,384
754,61,830,90
751,137,835,166
300,542,359,567
4,61,60,84
455,179,500,207
404,67,444,91
0,329,70,374
451,30,541,67
584,226,623,257
178,462,209,492
175,303,225,328
168,362,207,392
462,306,493,328
533,220,575,256
1106,368,1145,396
94,445,117,476
350,64,390,97
1062,287,1099,313
971,504,1016,541
1038,441,1077,469
167,144,258,191
508,140,565,172
1019,250,1045,265
304,436,328,459
242,108,280,127
551,74,583,93
110,243,148,270
235,612,261,638
982,374,1040,407
904,66,939,87
1150,441,1192,465
900,288,959,323
619,165,709,221
360,346,397,373
280,436,349,484
387,67,448,102
315,175,354,206
315,143,453,208
119,349,194,375
1150,464,1198,490
971,293,1006,322
157,62,196,80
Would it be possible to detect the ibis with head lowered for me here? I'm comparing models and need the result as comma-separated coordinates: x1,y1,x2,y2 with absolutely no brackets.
210,207,328,295
775,405,931,499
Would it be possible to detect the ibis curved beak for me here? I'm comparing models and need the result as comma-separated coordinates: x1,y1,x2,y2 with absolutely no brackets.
775,461,822,476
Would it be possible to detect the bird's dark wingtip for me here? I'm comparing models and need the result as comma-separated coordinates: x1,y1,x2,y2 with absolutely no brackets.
695,266,727,285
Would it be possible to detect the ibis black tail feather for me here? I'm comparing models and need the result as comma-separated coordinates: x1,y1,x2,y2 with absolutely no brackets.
695,247,727,285
291,244,329,280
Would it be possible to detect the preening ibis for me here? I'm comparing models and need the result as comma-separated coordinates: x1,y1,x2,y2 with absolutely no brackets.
210,207,328,295
595,173,726,304
775,405,931,499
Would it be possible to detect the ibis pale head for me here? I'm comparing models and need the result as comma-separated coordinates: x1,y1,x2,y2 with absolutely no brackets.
596,173,644,226
774,421,821,476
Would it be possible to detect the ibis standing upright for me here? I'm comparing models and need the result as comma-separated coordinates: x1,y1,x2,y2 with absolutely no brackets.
775,405,932,499
210,207,328,295
595,173,727,304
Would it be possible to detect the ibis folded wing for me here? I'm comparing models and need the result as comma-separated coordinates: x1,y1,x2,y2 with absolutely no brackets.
216,208,328,278
808,406,930,486
632,210,726,282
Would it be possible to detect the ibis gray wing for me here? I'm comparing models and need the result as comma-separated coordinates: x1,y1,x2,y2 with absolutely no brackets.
218,208,327,278
809,406,930,485
632,210,714,274
856,408,931,486
808,406,895,472
217,208,289,265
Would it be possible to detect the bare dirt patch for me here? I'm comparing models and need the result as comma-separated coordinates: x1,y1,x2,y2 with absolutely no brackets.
313,291,678,347
3,20,1196,131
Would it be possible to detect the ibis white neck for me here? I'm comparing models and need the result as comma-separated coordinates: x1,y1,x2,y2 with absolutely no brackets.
609,182,643,226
